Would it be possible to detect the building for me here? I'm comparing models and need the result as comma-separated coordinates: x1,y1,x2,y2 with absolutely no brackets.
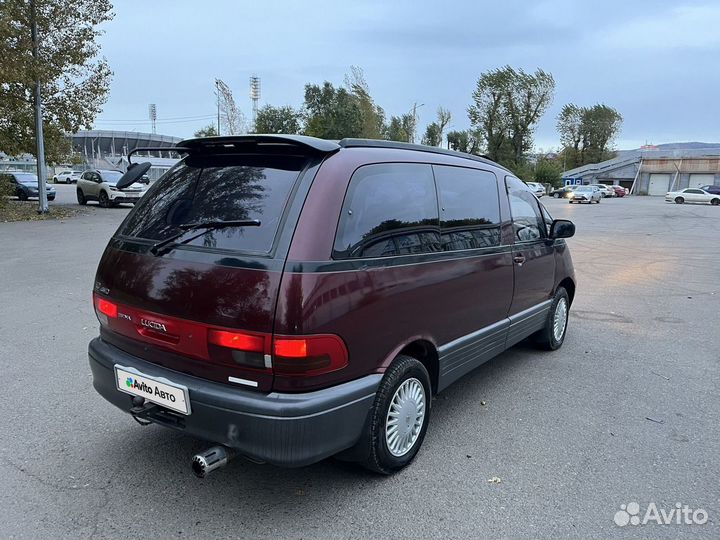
562,145,720,195
70,130,183,181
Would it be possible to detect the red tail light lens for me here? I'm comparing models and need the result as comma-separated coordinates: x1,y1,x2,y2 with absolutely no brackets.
273,338,308,358
272,335,348,375
97,298,118,318
208,330,265,353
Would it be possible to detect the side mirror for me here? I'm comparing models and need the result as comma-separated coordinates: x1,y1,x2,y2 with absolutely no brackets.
550,219,575,239
116,162,152,189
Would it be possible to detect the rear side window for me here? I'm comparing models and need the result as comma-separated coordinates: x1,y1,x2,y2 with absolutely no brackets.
433,165,501,250
333,163,440,258
506,176,546,242
119,154,308,253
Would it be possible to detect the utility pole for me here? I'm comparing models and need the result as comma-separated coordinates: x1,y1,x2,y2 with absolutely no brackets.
409,102,424,144
249,75,261,132
148,103,157,134
30,0,48,213
215,79,221,135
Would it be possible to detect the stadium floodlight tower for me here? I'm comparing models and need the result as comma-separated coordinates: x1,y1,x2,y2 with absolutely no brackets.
148,103,157,134
249,75,261,131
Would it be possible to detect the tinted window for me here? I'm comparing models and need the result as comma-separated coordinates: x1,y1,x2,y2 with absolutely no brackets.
686,189,703,194
506,176,546,242
119,154,307,253
333,163,439,258
434,165,501,250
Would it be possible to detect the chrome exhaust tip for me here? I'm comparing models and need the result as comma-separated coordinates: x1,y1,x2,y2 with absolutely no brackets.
192,446,235,478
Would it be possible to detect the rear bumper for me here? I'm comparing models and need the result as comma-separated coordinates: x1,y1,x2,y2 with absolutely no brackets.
88,337,380,467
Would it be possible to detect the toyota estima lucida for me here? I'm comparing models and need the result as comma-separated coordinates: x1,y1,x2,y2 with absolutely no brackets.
89,135,576,477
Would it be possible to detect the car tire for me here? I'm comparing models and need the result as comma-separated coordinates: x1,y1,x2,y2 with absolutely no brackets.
711,198,720,206
18,191,28,201
568,200,573,204
675,197,684,204
360,355,431,475
553,193,560,198
535,286,570,351
48,196,55,202
76,189,87,205
98,190,110,208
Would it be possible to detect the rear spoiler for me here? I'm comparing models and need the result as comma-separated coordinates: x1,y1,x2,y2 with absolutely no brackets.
128,135,340,164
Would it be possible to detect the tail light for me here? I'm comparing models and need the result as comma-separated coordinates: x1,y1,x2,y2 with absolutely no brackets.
93,294,118,326
272,335,348,375
92,294,349,382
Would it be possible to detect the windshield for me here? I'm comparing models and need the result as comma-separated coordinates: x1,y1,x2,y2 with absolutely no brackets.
576,187,591,192
118,154,308,253
100,170,124,183
14,173,38,184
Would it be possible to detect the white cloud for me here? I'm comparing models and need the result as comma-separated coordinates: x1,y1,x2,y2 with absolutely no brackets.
596,3,720,50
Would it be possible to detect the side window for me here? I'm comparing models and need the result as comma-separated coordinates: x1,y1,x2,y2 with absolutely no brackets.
686,189,703,194
506,176,546,242
433,165,501,250
333,163,439,259
539,202,554,236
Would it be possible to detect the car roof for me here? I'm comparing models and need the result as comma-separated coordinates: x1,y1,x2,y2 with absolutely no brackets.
171,135,511,174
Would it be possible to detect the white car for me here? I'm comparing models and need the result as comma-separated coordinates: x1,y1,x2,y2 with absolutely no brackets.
590,184,614,197
76,169,146,207
526,182,546,197
569,185,602,204
53,170,83,184
665,188,720,206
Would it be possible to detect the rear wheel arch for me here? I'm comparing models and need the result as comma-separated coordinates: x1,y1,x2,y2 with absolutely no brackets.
397,339,440,395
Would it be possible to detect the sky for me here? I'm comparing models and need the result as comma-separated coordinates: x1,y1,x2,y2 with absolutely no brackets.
93,0,720,151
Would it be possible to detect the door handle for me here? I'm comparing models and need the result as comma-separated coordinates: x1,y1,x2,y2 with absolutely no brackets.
513,254,526,265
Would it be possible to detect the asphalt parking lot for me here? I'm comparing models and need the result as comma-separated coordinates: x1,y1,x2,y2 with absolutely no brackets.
1,195,718,539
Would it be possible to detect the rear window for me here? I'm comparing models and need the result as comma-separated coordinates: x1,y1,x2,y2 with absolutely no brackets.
119,154,307,253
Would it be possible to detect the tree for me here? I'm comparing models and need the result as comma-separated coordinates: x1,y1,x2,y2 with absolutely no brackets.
344,66,385,139
215,79,246,135
421,122,442,146
0,0,113,163
468,66,555,168
385,115,409,142
436,107,452,146
446,130,481,155
194,124,218,137
254,105,302,134
533,157,564,188
303,81,363,139
557,103,622,168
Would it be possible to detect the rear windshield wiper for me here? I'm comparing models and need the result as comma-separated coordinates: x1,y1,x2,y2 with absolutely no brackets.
149,219,261,256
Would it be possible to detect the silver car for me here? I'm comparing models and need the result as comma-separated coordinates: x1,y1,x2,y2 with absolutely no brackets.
569,186,602,204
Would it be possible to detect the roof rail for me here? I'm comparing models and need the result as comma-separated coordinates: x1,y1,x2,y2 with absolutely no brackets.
338,138,507,171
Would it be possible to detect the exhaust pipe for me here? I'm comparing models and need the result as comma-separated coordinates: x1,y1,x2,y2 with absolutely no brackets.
192,446,236,478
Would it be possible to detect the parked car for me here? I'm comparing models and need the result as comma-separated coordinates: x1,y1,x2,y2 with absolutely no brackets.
590,184,614,197
609,185,626,197
53,170,83,184
76,169,145,207
88,135,577,476
1,171,56,201
549,186,575,199
569,185,602,204
526,181,546,197
698,184,720,195
665,188,720,205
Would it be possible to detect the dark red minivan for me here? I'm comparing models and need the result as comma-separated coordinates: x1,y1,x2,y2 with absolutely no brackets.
89,135,576,476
